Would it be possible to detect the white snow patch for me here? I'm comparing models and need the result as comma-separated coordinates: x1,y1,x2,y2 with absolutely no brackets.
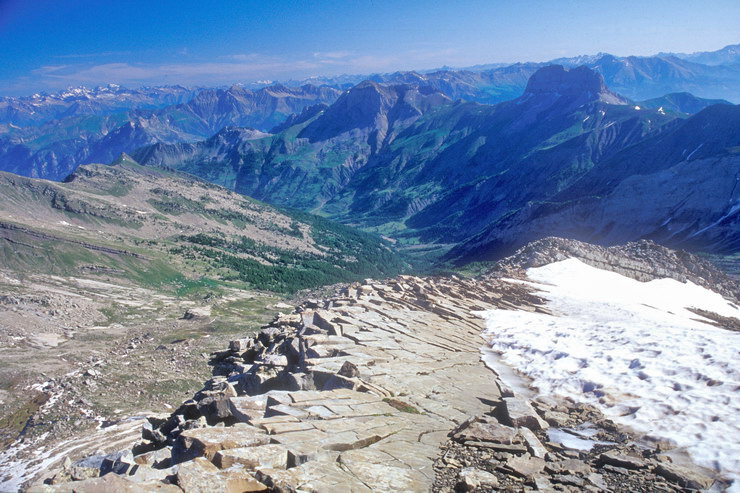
481,258,740,486
689,201,740,238
686,142,705,161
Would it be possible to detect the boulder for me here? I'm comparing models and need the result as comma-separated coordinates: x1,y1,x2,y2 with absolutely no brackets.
456,467,500,491
654,462,714,490
176,457,267,492
100,450,135,476
229,338,252,352
183,306,211,320
518,427,548,458
504,454,546,478
598,451,648,470
213,444,289,470
198,396,233,421
134,446,172,467
173,424,270,462
545,458,592,476
337,361,360,378
228,395,269,422
502,397,549,431
452,416,518,444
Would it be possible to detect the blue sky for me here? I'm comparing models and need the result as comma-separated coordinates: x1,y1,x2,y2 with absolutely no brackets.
0,0,738,95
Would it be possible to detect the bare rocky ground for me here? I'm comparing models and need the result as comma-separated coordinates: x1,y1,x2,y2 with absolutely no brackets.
0,268,283,491
31,267,730,492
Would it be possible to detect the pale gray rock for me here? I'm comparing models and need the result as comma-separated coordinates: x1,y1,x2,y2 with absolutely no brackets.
654,462,714,490
546,458,593,476
456,467,500,491
452,417,519,444
519,427,548,458
502,397,549,431
504,454,546,477
598,451,648,470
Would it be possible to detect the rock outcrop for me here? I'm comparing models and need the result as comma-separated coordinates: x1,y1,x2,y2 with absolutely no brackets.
489,237,740,302
36,242,730,491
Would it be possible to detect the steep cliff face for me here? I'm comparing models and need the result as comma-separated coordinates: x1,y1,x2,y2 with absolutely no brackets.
449,104,740,262
299,82,449,148
135,82,453,211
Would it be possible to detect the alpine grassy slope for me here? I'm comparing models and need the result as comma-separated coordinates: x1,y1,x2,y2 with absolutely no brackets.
0,154,406,294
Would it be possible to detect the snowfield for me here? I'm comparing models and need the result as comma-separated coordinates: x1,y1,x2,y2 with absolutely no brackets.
481,258,740,487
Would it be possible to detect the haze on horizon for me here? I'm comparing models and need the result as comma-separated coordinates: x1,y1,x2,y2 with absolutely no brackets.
1,0,738,96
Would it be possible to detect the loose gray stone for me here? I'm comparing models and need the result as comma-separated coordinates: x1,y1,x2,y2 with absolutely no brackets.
453,417,518,444
504,454,546,478
654,462,714,490
598,451,648,470
456,467,499,491
502,397,549,431
338,360,360,378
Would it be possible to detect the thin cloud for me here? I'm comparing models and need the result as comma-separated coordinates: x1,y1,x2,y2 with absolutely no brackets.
54,51,132,59
22,47,468,91
312,51,353,60
223,53,270,61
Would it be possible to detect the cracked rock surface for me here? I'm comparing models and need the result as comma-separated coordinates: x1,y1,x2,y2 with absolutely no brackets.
36,270,722,492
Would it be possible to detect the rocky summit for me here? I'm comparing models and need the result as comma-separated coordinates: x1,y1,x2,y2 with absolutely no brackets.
32,239,733,492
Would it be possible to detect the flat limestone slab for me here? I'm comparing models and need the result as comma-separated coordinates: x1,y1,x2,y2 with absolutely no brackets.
177,424,270,460
33,473,182,492
213,444,289,470
189,276,538,492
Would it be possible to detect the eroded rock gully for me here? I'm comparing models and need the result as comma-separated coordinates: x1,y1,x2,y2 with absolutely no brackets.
35,273,721,492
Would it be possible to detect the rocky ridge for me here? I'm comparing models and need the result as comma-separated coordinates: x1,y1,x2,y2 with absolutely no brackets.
34,243,727,492
488,237,740,303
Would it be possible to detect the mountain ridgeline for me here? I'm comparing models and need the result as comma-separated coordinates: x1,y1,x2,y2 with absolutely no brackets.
1,44,738,184
0,85,340,181
132,64,740,260
1,45,738,265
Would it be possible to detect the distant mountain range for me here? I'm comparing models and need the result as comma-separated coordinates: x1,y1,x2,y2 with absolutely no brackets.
285,43,740,104
132,64,740,258
0,44,738,262
659,43,740,66
0,85,340,181
1,45,737,183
